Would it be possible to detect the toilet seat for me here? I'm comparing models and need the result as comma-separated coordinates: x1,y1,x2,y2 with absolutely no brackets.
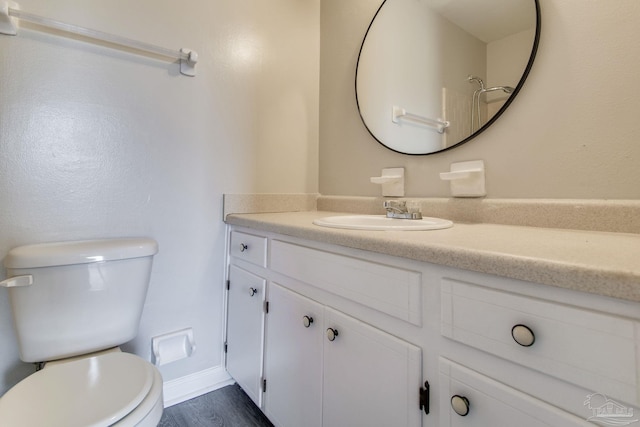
0,352,159,427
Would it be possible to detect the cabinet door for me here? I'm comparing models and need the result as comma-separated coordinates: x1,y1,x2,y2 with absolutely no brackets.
263,283,323,427
439,358,592,427
226,265,266,406
323,307,422,427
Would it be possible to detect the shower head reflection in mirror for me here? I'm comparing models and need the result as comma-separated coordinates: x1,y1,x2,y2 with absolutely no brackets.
468,75,515,132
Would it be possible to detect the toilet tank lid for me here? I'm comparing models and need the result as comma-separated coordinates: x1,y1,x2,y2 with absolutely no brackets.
4,238,159,269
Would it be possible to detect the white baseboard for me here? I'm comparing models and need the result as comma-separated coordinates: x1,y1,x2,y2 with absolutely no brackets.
162,365,234,408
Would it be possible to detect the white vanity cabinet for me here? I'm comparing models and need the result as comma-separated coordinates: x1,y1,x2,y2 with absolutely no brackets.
265,238,424,427
226,228,425,427
225,225,640,427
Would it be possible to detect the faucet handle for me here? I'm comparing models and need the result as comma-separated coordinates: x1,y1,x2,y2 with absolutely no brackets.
406,200,422,214
383,200,406,210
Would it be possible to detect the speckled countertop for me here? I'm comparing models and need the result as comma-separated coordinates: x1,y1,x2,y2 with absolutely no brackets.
225,210,640,303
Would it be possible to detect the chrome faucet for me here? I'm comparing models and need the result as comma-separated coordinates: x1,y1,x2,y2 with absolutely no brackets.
383,200,422,219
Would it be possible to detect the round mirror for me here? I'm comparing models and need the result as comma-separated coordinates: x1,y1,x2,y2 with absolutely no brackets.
356,0,540,155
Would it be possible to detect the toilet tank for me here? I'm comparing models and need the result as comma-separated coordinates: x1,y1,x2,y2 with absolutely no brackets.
2,238,158,363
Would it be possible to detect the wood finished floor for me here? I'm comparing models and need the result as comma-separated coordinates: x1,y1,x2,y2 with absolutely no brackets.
159,384,274,427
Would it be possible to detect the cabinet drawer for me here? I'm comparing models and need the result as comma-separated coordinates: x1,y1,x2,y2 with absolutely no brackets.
439,358,590,427
230,230,267,267
441,279,640,406
270,240,422,326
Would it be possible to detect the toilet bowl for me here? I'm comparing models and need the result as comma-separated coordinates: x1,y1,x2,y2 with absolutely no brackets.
0,349,164,427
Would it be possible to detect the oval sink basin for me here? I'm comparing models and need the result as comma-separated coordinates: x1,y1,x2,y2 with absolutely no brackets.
313,215,453,231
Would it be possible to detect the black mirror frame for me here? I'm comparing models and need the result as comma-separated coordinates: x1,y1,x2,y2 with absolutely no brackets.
355,0,541,155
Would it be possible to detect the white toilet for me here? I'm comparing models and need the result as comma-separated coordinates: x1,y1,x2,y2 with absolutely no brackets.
0,238,164,426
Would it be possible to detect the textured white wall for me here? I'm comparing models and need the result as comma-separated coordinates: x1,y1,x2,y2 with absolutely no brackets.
320,0,640,199
0,0,319,395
